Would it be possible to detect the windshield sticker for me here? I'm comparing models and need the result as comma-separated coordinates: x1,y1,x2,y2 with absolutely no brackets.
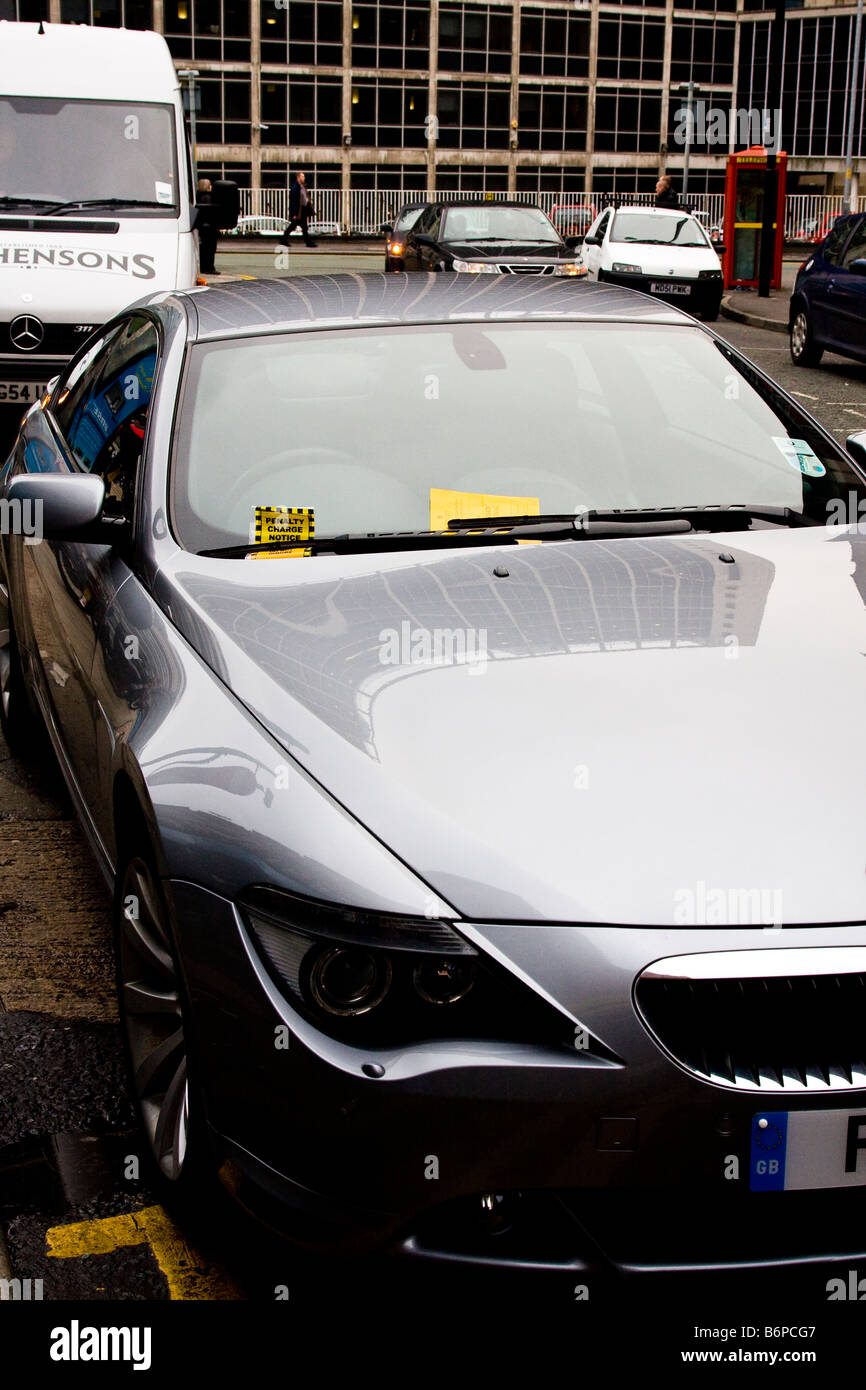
155,181,173,205
251,506,315,546
772,436,826,478
430,489,540,531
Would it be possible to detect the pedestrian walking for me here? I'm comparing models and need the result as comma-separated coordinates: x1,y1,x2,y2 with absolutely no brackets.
654,175,680,210
196,177,220,274
280,171,317,248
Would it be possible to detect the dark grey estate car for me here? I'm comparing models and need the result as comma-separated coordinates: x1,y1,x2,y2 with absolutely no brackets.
4,273,866,1278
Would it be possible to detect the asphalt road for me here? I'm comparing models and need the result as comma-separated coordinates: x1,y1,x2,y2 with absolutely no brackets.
1,278,866,1306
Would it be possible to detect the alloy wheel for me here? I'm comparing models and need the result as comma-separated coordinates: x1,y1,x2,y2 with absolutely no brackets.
117,855,189,1181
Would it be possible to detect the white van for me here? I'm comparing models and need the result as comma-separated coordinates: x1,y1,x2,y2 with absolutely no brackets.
0,20,237,407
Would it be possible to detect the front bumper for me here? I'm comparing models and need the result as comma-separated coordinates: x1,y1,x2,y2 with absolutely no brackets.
600,271,723,314
171,879,866,1276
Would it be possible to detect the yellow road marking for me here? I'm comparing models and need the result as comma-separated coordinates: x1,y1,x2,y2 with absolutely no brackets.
45,1206,244,1301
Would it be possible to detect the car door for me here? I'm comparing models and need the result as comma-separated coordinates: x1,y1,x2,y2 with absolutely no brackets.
807,217,856,344
582,209,611,280
18,314,159,811
822,216,866,359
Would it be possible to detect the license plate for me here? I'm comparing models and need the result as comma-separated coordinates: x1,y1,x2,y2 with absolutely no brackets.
0,382,47,404
750,1109,866,1191
651,281,691,295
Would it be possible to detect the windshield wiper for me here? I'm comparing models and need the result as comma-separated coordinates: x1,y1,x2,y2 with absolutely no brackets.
449,506,820,533
0,195,69,210
198,505,819,560
50,198,171,214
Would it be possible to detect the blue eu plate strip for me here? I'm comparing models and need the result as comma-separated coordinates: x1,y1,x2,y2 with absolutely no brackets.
749,1112,788,1191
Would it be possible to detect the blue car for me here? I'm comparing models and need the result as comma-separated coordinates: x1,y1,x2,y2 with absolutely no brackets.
790,212,866,366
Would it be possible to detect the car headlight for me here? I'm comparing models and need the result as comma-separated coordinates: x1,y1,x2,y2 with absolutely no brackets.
698,269,723,280
388,241,403,256
611,262,642,275
239,885,592,1050
452,258,499,273
556,262,586,277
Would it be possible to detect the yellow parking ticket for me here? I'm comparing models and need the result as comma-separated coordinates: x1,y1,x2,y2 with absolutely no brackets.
430,489,540,531
246,547,312,560
251,505,314,546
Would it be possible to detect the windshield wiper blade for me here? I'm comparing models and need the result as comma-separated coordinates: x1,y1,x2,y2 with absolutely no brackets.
0,196,68,209
450,506,820,532
51,198,169,214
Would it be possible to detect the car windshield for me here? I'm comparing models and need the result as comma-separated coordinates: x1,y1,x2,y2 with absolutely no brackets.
171,321,865,554
611,212,708,247
441,205,560,244
0,97,178,211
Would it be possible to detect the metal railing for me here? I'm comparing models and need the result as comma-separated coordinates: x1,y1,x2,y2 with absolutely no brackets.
232,188,863,242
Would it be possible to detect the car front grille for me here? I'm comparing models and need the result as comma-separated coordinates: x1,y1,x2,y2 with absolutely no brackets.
635,948,866,1093
1,322,98,356
499,263,556,275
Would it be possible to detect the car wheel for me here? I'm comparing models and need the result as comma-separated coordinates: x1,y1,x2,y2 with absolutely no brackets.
701,302,721,323
115,844,207,1190
0,617,45,758
790,306,824,367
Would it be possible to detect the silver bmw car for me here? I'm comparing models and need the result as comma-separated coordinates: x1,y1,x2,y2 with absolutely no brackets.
3,273,866,1278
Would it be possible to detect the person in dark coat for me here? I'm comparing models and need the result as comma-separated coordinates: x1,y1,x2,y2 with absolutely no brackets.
196,177,219,274
280,171,317,247
655,175,680,209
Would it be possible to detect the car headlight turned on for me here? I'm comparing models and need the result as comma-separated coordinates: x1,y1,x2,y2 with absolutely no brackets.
556,262,586,277
451,258,499,273
611,262,642,274
388,241,403,256
239,885,606,1052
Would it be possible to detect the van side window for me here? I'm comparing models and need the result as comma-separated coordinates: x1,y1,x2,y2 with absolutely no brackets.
52,315,159,517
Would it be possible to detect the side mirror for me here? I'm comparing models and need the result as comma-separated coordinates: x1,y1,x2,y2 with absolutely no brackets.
564,235,583,249
846,430,866,471
849,258,866,277
413,233,435,249
583,232,600,246
380,222,393,235
4,473,109,540
197,179,240,231
713,243,727,255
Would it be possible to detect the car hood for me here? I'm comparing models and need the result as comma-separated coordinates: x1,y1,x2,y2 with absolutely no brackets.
163,527,866,926
605,241,721,277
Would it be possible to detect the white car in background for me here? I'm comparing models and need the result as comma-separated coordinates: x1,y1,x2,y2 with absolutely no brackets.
579,205,725,321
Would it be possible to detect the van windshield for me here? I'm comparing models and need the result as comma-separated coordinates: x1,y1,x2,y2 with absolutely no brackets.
0,97,178,214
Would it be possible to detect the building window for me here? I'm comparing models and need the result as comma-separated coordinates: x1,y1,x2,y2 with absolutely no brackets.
518,87,587,153
164,0,249,61
671,19,736,87
436,166,510,194
260,1,341,66
594,91,661,154
436,82,510,150
351,4,430,69
350,78,429,147
287,79,341,145
520,10,589,79
195,73,251,145
58,0,150,23
438,4,511,76
597,16,665,83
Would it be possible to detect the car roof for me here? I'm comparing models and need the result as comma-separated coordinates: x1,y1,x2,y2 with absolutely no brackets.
176,272,695,341
611,205,697,217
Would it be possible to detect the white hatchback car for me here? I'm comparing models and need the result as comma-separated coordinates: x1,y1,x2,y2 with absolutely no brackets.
579,205,725,321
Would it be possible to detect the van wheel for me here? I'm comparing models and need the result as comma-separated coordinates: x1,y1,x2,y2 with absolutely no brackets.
790,307,823,367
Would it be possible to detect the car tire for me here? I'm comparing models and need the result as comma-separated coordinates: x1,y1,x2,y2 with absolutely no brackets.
701,302,721,323
790,305,824,367
0,616,45,758
114,838,211,1198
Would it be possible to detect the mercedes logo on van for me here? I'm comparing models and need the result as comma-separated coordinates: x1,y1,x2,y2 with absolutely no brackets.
9,315,44,352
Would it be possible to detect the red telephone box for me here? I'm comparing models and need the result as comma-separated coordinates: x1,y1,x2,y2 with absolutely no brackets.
722,146,787,289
